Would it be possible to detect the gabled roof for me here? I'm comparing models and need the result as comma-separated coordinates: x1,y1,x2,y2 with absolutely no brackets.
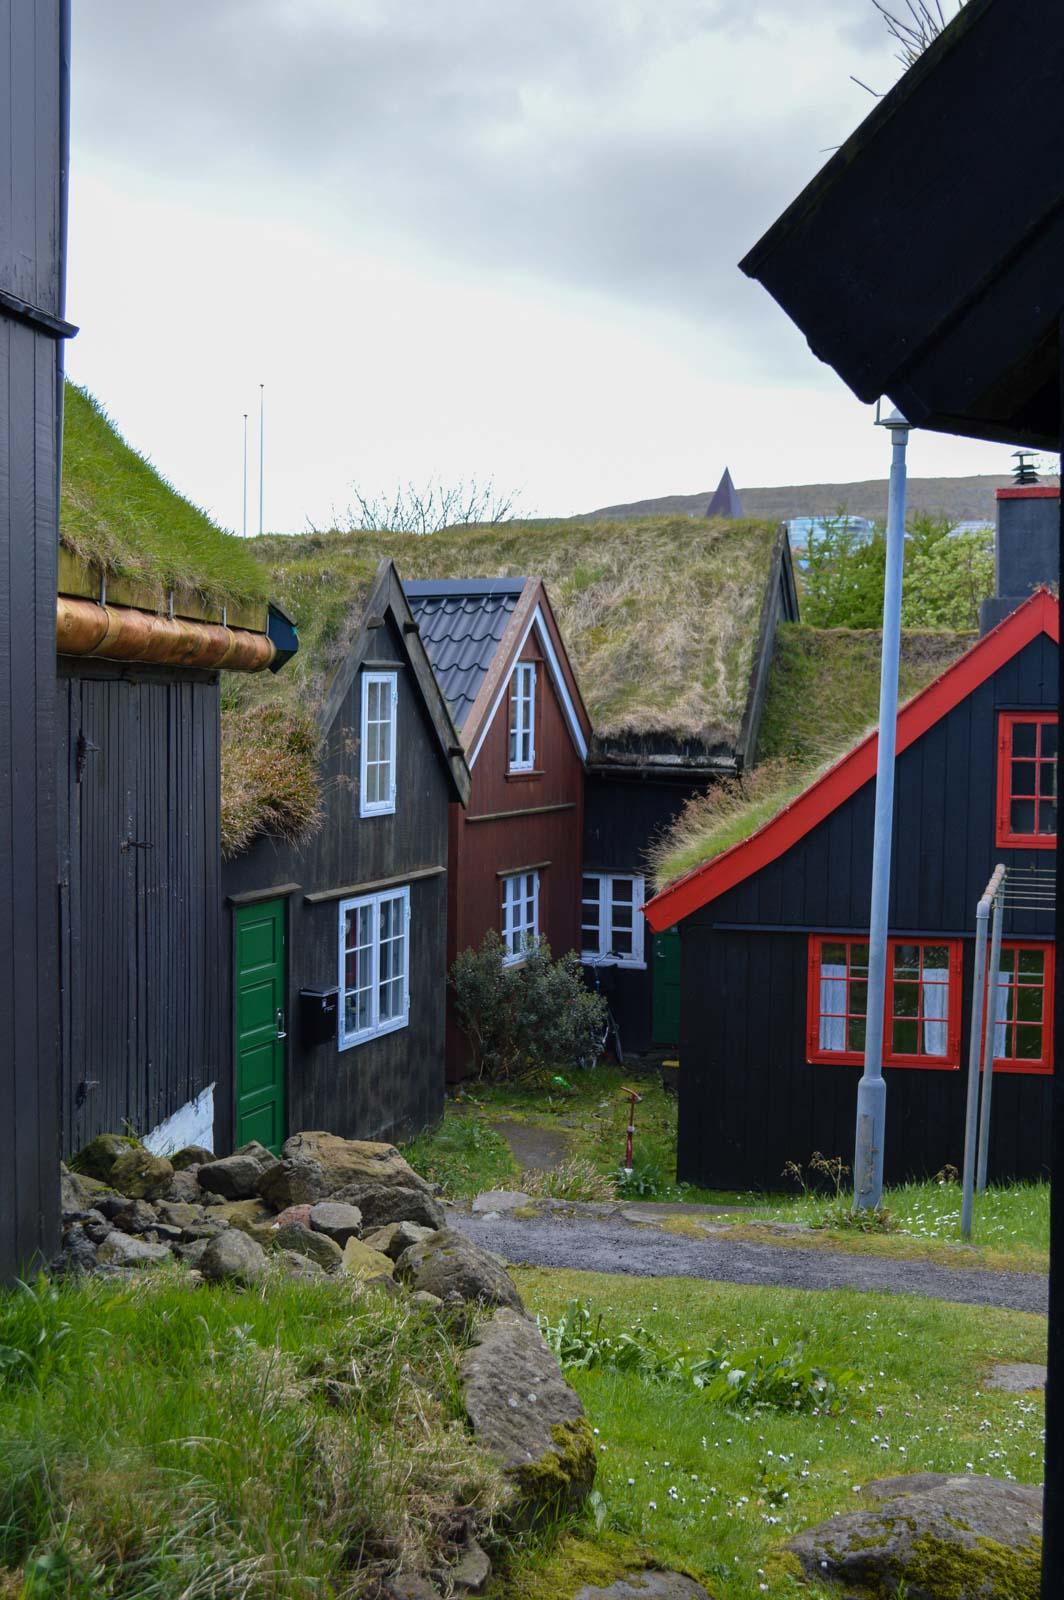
404,579,525,729
644,589,1059,932
706,468,744,519
404,575,592,770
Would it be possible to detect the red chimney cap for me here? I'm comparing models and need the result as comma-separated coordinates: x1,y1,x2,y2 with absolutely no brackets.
995,486,1060,500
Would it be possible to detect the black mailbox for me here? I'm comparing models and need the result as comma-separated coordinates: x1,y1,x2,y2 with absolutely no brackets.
299,986,339,1048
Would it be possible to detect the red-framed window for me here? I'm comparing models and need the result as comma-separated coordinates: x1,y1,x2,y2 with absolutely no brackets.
988,942,1055,1075
807,936,963,1069
995,713,1057,848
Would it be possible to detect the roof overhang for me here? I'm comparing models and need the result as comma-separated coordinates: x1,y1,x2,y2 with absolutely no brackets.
644,588,1059,932
740,0,1064,450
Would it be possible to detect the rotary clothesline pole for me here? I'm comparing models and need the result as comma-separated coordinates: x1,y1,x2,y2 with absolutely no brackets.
961,864,1006,1239
976,867,1006,1194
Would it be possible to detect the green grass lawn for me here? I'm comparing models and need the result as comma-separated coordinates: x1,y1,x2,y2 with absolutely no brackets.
511,1268,1048,1600
0,1272,502,1599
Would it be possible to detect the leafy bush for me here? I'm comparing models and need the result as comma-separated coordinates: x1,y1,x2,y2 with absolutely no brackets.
450,932,607,1081
800,512,993,630
614,1157,688,1203
538,1299,855,1415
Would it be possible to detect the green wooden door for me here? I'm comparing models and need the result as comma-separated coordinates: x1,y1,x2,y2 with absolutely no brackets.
234,898,287,1152
652,927,681,1047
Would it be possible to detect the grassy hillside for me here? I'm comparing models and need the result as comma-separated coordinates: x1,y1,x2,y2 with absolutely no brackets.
586,473,1058,526
650,623,971,888
61,384,267,610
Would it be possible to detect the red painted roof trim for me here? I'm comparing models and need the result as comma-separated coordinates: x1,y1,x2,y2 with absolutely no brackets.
996,486,1059,500
644,589,1060,933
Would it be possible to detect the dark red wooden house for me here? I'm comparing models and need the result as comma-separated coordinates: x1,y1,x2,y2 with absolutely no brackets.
404,578,591,1074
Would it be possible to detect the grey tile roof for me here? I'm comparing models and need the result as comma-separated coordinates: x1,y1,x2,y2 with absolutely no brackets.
404,579,527,729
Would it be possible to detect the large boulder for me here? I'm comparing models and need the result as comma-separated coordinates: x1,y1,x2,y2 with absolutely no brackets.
60,1165,116,1217
199,1227,268,1286
364,1220,435,1261
95,1231,172,1268
171,1144,213,1171
109,1148,174,1201
70,1133,137,1184
271,1222,344,1273
198,1141,279,1200
340,1237,395,1280
309,1201,363,1246
395,1229,522,1311
787,1473,1043,1599
460,1308,595,1525
332,1183,445,1232
165,1169,205,1204
257,1132,432,1209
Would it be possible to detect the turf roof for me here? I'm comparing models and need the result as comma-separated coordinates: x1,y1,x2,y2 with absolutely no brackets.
60,384,268,611
650,623,972,889
244,516,783,753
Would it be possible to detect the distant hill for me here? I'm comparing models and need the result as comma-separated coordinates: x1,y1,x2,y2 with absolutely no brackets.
583,474,1058,526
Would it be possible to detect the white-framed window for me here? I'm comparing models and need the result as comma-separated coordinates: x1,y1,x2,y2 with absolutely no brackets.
581,873,645,967
338,886,410,1048
501,870,540,963
360,670,397,817
509,662,536,771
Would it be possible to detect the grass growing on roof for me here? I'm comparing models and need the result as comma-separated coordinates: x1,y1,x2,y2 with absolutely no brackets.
513,1267,1047,1600
247,517,781,750
60,385,268,610
651,624,972,888
0,1270,504,1598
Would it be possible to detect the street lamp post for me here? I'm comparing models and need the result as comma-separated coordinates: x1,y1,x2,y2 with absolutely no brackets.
853,405,910,1211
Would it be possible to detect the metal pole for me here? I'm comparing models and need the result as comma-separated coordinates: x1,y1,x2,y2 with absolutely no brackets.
853,407,909,1211
976,873,1006,1192
258,383,265,537
961,869,1003,1239
242,412,248,537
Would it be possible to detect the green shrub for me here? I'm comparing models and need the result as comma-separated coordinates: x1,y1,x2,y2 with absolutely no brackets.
450,932,607,1081
538,1299,856,1415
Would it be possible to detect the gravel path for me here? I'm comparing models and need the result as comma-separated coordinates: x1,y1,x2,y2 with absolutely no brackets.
450,1209,1047,1315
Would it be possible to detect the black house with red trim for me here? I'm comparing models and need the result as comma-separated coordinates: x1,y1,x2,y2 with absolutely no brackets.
645,564,1058,1190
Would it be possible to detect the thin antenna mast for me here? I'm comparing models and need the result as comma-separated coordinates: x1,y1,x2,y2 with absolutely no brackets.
242,412,248,537
258,383,265,537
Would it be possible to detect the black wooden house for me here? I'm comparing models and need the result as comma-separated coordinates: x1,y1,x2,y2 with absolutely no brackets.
646,577,1058,1190
221,559,470,1150
1,0,71,1277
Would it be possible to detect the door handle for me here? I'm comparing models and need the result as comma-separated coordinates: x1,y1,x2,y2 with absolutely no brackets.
276,1008,287,1041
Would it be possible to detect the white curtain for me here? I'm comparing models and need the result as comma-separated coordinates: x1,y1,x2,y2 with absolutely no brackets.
922,961,949,1057
819,964,847,1051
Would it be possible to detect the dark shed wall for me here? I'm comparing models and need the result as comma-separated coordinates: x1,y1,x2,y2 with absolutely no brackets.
583,769,707,1052
223,613,453,1143
0,0,65,1277
677,634,1057,1189
56,660,225,1156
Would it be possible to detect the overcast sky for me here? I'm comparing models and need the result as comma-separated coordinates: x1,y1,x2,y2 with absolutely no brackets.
66,0,1004,534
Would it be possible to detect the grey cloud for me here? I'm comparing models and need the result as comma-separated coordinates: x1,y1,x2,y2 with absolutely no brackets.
72,1,895,371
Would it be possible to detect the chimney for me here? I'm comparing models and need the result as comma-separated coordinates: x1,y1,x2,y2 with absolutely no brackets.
978,452,1059,634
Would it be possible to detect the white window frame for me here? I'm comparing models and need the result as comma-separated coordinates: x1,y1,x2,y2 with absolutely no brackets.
508,662,536,772
501,870,540,964
360,670,398,818
581,872,645,969
337,886,410,1049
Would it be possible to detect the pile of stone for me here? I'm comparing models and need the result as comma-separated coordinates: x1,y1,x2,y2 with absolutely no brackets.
58,1128,597,1594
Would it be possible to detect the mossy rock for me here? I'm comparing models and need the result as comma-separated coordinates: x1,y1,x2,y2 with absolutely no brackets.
787,1473,1042,1598
69,1132,140,1183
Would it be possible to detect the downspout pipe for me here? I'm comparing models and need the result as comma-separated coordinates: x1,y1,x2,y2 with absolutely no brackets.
853,408,909,1212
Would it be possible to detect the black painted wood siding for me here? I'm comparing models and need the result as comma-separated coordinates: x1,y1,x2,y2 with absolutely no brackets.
0,0,65,1277
56,661,225,1155
222,613,453,1145
678,634,1056,1189
583,770,707,1052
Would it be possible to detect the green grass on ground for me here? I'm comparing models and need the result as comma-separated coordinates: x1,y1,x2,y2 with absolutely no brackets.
512,1268,1047,1600
0,1272,503,1598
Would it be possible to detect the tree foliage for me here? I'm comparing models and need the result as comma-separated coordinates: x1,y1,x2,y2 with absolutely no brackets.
798,512,991,630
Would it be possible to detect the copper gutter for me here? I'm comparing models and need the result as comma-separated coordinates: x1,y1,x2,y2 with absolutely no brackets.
56,596,276,672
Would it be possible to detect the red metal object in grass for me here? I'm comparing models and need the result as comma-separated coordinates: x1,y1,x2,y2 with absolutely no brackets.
621,1086,643,1173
